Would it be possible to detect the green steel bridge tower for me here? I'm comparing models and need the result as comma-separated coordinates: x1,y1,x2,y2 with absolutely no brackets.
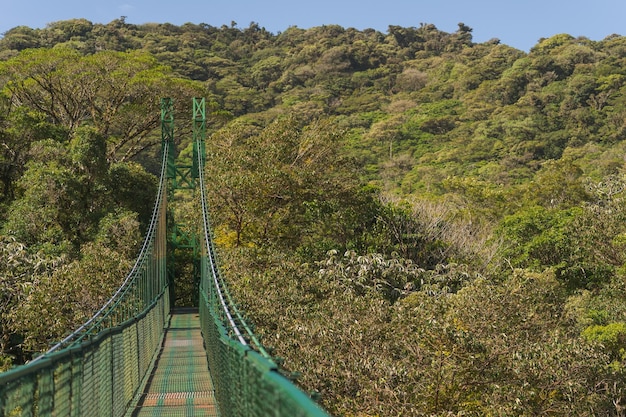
0,99,330,417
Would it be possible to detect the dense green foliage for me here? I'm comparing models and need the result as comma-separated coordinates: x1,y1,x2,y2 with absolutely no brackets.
2,18,626,415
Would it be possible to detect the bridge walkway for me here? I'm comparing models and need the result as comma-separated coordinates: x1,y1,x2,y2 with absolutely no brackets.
130,308,218,417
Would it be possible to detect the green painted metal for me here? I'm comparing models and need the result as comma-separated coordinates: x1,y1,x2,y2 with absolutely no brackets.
169,165,194,191
192,97,206,179
160,98,176,181
164,98,202,307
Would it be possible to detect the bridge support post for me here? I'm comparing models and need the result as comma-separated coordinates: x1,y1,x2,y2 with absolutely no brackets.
161,98,206,308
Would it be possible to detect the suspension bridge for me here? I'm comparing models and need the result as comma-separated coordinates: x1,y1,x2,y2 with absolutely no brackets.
0,98,329,417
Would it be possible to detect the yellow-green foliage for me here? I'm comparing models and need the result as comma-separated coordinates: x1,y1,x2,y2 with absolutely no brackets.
583,322,626,358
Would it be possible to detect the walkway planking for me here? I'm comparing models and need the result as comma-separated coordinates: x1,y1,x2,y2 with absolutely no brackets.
130,309,218,417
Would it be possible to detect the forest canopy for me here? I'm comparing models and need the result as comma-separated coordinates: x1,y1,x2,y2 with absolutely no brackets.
1,18,626,416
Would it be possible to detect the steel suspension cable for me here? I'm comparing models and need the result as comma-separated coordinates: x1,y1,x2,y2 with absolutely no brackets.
196,139,270,357
30,140,171,360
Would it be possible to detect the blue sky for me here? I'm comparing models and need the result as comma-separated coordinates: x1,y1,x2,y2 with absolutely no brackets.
1,0,624,52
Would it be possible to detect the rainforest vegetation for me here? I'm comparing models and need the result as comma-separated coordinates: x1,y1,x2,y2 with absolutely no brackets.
2,17,626,415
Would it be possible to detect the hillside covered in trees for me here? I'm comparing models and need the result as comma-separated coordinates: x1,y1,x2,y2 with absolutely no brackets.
2,18,626,415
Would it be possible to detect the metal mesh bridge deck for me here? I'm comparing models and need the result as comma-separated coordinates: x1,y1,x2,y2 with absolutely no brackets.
130,309,218,417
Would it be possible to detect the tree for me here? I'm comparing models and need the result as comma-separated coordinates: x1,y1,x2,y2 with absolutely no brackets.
0,236,61,369
12,211,140,355
0,26,41,51
526,158,591,208
0,48,203,162
0,102,68,205
2,126,157,254
205,115,379,256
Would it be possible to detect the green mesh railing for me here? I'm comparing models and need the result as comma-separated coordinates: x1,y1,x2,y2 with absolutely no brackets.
0,142,172,417
196,140,330,417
